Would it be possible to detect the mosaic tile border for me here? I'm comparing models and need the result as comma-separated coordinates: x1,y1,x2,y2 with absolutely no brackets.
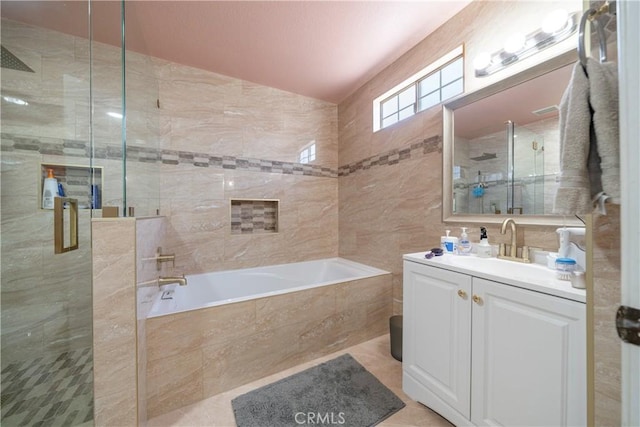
338,135,441,177
1,133,441,179
0,133,338,179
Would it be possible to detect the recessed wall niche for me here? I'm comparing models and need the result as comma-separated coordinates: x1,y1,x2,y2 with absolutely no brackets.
40,163,103,209
230,199,279,234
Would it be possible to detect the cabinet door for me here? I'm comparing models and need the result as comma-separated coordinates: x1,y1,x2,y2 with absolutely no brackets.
403,261,472,420
471,277,586,427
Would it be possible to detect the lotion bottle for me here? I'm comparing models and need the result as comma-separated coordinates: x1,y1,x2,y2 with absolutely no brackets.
42,168,58,209
443,230,458,254
476,227,492,258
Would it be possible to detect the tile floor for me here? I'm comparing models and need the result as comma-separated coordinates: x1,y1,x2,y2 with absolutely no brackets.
148,334,453,427
0,347,94,427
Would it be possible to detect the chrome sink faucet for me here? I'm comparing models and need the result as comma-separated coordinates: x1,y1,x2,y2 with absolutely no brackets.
158,275,188,286
498,218,530,263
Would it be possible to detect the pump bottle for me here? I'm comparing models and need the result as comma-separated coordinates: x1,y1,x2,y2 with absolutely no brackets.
42,169,59,209
458,227,472,255
443,230,458,254
476,227,492,258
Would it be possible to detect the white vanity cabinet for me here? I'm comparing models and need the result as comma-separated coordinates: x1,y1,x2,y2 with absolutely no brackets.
403,262,472,421
403,258,586,427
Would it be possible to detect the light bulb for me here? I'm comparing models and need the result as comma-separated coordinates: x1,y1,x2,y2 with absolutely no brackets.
504,33,526,54
542,9,569,34
473,52,492,71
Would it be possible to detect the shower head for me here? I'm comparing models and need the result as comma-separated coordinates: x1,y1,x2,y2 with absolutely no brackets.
470,152,497,161
1,45,34,72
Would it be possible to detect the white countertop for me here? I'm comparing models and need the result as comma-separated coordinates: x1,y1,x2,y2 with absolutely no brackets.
403,252,586,303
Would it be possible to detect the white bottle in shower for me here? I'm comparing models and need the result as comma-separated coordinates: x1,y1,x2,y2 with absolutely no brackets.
42,168,58,209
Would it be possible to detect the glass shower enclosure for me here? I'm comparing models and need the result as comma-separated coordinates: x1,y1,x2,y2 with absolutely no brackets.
454,120,546,215
0,1,146,424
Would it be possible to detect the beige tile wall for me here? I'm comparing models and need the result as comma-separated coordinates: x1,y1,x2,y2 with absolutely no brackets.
92,218,138,427
587,3,621,424
136,217,168,427
337,0,581,315
91,216,167,427
145,273,392,418
591,206,621,426
153,60,339,275
2,16,340,363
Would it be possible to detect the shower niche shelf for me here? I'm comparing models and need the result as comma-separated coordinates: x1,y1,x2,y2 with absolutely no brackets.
230,198,279,235
40,163,103,210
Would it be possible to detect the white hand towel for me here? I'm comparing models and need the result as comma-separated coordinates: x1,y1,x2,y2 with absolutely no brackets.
553,61,593,215
587,59,619,203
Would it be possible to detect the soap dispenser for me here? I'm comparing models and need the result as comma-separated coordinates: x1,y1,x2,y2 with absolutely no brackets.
42,168,59,209
458,227,472,255
477,227,492,258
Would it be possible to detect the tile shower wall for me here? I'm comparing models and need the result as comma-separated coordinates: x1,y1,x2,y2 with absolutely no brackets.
1,17,161,365
0,19,94,366
154,59,339,274
338,0,580,315
1,16,163,214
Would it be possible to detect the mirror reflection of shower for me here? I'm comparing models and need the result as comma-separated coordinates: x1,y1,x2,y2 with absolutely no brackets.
453,119,549,215
448,63,569,218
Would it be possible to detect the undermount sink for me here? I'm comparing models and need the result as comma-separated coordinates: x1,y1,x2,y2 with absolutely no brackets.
445,254,540,276
403,252,586,303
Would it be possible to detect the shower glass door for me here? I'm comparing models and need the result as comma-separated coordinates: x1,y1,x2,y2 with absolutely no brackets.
509,123,546,215
1,2,124,425
513,124,545,214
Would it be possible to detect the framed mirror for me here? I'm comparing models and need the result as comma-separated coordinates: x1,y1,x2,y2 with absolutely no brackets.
443,51,583,226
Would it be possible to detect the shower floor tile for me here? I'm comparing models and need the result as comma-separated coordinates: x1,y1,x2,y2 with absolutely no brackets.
148,334,453,427
1,347,93,427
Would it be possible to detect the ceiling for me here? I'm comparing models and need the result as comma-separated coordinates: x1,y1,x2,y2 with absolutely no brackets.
1,1,472,104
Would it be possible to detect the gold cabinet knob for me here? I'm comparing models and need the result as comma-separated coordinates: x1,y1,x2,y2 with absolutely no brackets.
472,294,483,305
457,289,467,299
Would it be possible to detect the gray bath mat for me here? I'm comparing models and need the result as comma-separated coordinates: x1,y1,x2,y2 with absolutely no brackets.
231,353,405,427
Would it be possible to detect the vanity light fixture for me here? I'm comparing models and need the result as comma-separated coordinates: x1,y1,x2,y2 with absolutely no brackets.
474,9,579,77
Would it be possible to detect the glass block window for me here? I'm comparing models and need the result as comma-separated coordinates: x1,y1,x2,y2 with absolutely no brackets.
373,46,464,132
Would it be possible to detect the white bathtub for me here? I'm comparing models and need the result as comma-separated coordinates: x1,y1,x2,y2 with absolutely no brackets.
147,257,389,318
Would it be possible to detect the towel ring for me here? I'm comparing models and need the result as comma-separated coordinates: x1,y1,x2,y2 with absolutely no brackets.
578,2,614,68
